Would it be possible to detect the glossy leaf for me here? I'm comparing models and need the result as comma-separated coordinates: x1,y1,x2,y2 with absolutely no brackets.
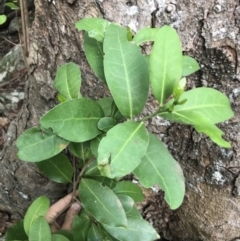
36,153,73,183
98,117,117,132
16,127,69,162
164,87,234,124
40,98,104,142
75,18,110,42
29,216,51,241
113,181,144,202
133,134,185,209
90,134,105,158
5,220,28,241
182,56,200,77
72,212,91,241
116,194,134,214
87,223,103,241
24,196,50,235
84,32,105,81
133,27,159,45
98,122,149,178
103,24,149,119
52,234,70,241
69,141,92,162
149,26,182,105
161,111,231,147
79,178,127,227
54,62,81,100
103,218,160,241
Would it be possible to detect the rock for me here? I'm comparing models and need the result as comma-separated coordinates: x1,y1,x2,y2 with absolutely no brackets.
8,17,21,34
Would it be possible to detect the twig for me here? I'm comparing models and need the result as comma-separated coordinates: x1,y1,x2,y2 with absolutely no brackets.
0,36,20,46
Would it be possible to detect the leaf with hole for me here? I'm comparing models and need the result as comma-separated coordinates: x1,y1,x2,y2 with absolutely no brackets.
40,98,104,142
113,181,144,202
103,23,149,119
54,62,82,100
133,134,185,209
75,18,110,42
103,218,160,241
79,178,127,227
24,196,50,235
35,153,73,183
16,127,69,162
84,32,105,82
29,216,51,241
98,122,149,178
182,55,200,77
149,26,182,105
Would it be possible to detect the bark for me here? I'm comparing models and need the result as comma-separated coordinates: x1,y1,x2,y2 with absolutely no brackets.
0,0,240,240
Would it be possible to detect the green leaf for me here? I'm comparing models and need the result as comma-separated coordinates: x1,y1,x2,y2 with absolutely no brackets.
16,127,69,162
52,234,70,241
182,56,200,77
103,23,149,119
173,78,186,102
54,63,81,100
103,218,160,241
69,141,92,161
116,194,134,214
29,216,51,241
84,32,105,82
79,178,127,227
149,26,182,105
40,98,104,142
133,27,159,45
72,213,91,241
98,117,117,132
98,122,149,178
97,97,114,117
113,181,145,202
35,153,73,183
90,134,105,158
24,196,50,235
0,15,7,25
164,87,234,124
5,220,28,241
53,230,73,241
87,223,103,241
75,18,110,42
5,2,19,9
133,134,185,209
126,206,142,219
161,111,231,147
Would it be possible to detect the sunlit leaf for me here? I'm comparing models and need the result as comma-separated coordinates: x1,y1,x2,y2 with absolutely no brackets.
133,134,185,209
54,62,81,100
0,15,7,25
40,98,104,142
103,24,149,119
29,216,51,241
24,196,50,235
84,32,105,82
149,26,182,105
75,18,110,42
133,27,159,45
35,153,73,183
113,181,145,202
16,127,69,162
5,220,28,241
103,218,160,241
182,56,200,77
98,122,149,178
79,178,127,227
